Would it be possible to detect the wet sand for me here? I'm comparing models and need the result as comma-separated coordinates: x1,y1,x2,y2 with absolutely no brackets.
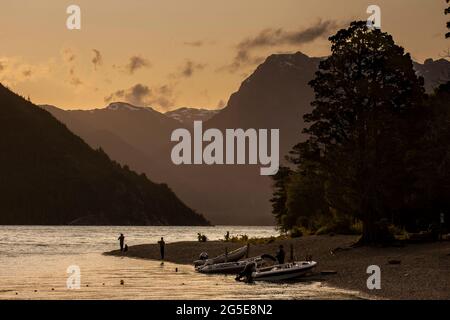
105,235,450,300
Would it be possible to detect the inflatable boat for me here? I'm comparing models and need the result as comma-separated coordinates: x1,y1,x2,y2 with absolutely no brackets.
196,254,276,274
196,259,258,274
251,261,317,281
193,245,248,267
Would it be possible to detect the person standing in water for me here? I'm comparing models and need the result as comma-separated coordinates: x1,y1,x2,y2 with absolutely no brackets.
158,237,166,261
118,233,125,252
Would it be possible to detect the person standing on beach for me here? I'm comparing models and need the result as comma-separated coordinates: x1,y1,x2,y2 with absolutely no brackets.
275,245,285,264
158,237,166,261
118,233,125,252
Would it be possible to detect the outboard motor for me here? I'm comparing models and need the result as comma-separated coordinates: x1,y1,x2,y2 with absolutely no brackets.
235,261,256,283
199,252,209,260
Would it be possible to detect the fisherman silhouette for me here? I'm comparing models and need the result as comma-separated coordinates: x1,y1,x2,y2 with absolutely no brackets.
118,233,125,252
158,237,166,262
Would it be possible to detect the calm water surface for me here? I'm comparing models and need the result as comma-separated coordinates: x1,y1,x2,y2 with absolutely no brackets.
0,226,361,299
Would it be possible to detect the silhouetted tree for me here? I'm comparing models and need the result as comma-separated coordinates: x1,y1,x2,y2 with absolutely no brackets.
292,21,425,244
412,82,450,230
270,166,292,231
279,139,328,231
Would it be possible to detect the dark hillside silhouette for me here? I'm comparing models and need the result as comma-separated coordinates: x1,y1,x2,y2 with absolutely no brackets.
0,84,209,225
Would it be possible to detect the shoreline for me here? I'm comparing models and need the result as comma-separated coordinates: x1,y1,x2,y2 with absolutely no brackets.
104,235,450,300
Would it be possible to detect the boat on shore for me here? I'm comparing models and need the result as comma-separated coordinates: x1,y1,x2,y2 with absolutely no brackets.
193,245,248,267
251,261,317,281
196,259,258,274
196,254,276,274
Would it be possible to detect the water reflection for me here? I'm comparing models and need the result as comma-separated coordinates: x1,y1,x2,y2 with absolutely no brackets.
0,253,361,299
0,226,362,300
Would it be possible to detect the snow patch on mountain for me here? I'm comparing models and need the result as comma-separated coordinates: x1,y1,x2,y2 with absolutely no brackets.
106,102,154,112
165,107,220,124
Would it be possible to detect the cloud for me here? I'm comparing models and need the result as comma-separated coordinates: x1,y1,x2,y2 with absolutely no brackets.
92,49,103,69
22,68,33,77
0,52,85,90
184,40,204,47
61,48,76,63
124,55,151,74
66,67,83,86
70,77,83,86
223,20,340,73
104,83,176,110
149,85,176,109
183,40,216,47
237,20,338,51
0,56,50,84
221,51,265,74
59,48,84,86
180,60,206,78
169,60,206,79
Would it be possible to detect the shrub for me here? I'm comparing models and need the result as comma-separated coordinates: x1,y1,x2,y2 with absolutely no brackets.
229,234,249,242
289,226,303,238
314,218,362,235
388,225,407,236
315,225,330,235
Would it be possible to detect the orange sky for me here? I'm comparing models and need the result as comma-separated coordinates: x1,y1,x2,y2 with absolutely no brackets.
0,0,448,111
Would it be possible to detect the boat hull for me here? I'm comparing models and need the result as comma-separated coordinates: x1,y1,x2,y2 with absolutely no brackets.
196,256,264,274
252,261,317,281
197,262,247,274
193,245,248,267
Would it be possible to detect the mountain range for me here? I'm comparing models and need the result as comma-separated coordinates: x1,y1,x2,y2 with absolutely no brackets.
42,53,450,225
0,84,209,225
165,107,220,124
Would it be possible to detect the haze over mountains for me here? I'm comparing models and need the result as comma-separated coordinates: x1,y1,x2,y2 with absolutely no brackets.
43,52,450,225
0,84,209,226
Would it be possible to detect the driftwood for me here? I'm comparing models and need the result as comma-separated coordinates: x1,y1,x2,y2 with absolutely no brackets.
329,246,352,255
320,270,338,275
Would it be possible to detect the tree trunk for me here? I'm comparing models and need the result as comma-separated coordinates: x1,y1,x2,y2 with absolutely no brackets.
360,218,379,245
355,216,394,246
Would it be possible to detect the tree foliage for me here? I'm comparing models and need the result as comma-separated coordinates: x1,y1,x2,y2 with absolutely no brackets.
271,21,450,244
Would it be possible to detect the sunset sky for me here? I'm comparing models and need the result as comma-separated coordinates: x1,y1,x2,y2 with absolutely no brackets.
0,0,448,111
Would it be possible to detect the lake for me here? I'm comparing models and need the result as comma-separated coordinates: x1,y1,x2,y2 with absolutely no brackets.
0,226,361,299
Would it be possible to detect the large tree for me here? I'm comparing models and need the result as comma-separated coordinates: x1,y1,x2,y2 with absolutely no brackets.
283,139,330,231
270,166,292,231
293,21,425,244
412,82,450,227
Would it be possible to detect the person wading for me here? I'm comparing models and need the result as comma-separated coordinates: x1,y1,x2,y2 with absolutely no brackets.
118,233,125,252
158,237,166,262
